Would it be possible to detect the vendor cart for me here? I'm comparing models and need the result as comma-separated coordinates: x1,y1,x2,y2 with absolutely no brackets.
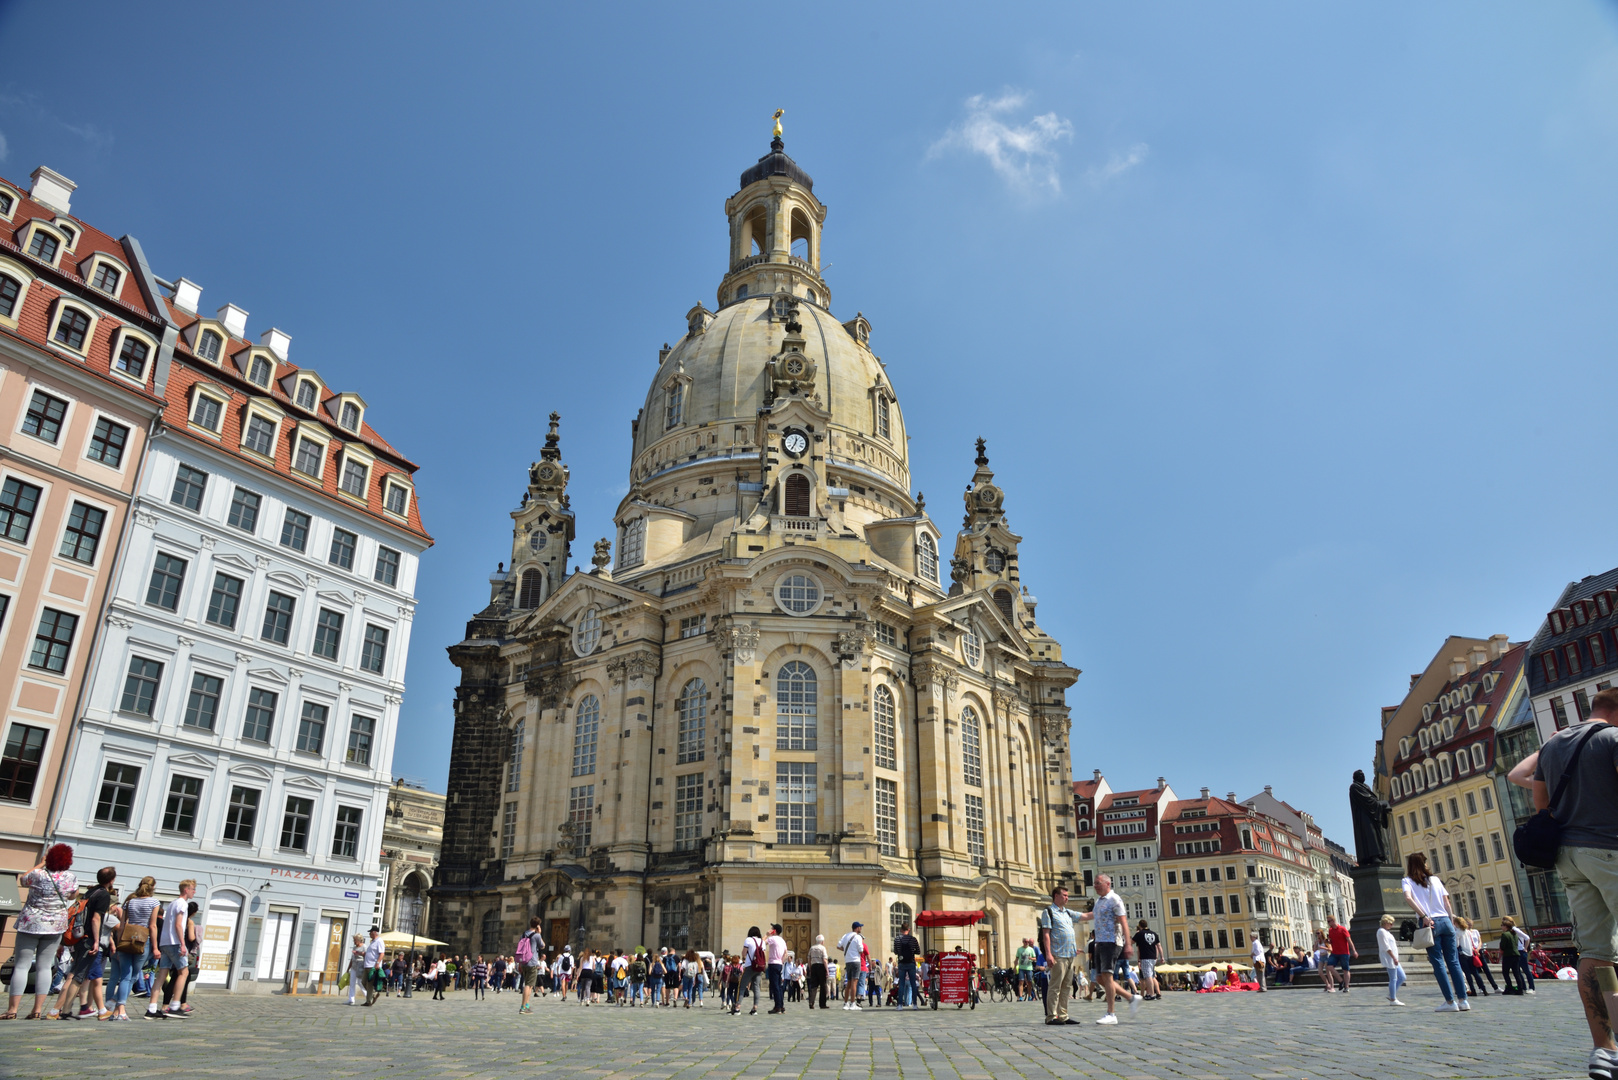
914,910,983,1010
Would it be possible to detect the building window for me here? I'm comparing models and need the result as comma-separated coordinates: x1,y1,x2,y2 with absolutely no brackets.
28,230,59,262
119,656,163,715
679,614,706,639
22,390,67,443
1541,653,1559,682
94,762,139,824
340,459,367,498
115,335,148,377
248,356,272,386
918,533,938,584
665,382,684,430
171,464,208,511
501,801,518,860
223,786,259,843
875,395,890,440
1491,832,1505,861
1173,932,1185,952
297,702,328,754
280,509,310,552
677,679,706,763
572,695,600,776
375,546,400,587
783,473,811,516
190,393,222,432
574,607,602,656
29,609,77,672
874,622,897,647
90,263,121,295
219,490,260,537
659,897,690,952
58,502,105,563
1169,898,1180,917
87,417,128,467
776,573,819,614
517,569,543,608
1592,635,1608,669
0,478,42,543
329,528,356,570
52,307,89,350
340,402,361,432
244,414,276,456
1501,883,1516,915
0,274,19,318
0,723,48,803
197,329,222,362
960,706,982,788
346,715,374,766
261,592,296,644
775,761,817,844
360,624,388,673
674,772,704,851
280,796,313,851
331,806,362,858
506,719,525,793
985,549,1006,573
619,518,645,570
1566,644,1583,677
873,684,896,770
296,381,318,410
1575,688,1592,721
776,660,817,750
385,483,408,516
162,775,202,835
964,793,986,863
875,777,898,857
890,902,913,943
243,688,277,742
146,553,187,611
962,628,981,668
293,438,323,477
568,784,594,854
183,672,223,731
1484,887,1499,918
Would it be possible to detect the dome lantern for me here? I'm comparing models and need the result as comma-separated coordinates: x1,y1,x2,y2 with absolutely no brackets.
721,137,829,309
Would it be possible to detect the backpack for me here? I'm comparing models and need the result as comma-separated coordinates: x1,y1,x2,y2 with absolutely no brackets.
515,932,536,965
62,895,92,947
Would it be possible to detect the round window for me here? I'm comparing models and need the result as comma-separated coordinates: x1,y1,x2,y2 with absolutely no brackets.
529,531,547,552
573,607,602,657
963,628,982,668
984,549,1005,573
776,573,820,615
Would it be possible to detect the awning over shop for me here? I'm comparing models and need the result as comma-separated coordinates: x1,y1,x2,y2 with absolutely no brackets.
914,910,984,928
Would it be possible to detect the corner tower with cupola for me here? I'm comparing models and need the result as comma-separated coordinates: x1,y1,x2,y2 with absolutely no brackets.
435,131,1080,969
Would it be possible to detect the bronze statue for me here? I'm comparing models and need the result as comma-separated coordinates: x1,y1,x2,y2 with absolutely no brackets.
1349,769,1392,866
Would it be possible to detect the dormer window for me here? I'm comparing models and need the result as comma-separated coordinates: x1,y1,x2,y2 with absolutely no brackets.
115,335,149,379
340,402,360,432
665,382,684,430
0,275,19,319
0,192,12,216
57,224,76,248
243,414,276,457
197,329,222,362
340,458,368,498
190,389,225,433
296,381,318,410
28,231,59,263
875,395,890,440
248,356,272,387
384,482,409,517
52,306,91,351
90,263,121,296
294,437,324,478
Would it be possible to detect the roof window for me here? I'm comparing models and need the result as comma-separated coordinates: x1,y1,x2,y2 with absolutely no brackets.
27,230,59,263
52,306,91,351
296,380,318,410
197,329,222,362
248,356,272,387
90,263,120,296
340,401,360,432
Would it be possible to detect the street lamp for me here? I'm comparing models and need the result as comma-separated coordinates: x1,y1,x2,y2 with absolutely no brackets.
401,893,424,998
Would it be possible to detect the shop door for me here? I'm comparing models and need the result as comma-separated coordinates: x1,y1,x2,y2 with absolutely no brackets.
784,921,812,961
197,893,242,987
324,917,349,979
549,918,570,952
978,931,991,973
258,910,298,981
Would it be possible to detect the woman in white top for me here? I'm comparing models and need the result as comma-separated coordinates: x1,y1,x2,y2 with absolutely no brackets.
1454,917,1490,998
1376,914,1407,1005
1401,852,1469,1012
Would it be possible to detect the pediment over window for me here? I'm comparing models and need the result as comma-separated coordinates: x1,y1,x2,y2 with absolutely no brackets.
212,552,257,574
316,589,352,607
247,667,290,686
168,752,215,771
283,773,325,792
265,570,306,590
227,762,275,782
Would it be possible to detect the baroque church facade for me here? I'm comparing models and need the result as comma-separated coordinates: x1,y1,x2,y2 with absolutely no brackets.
432,137,1080,967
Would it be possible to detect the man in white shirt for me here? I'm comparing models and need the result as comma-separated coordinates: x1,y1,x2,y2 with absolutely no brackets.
765,924,789,1013
362,926,385,1006
1077,875,1133,1025
152,879,196,1018
836,922,866,1011
1250,935,1267,992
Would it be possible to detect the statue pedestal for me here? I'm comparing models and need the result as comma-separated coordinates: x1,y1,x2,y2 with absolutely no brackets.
1347,863,1407,957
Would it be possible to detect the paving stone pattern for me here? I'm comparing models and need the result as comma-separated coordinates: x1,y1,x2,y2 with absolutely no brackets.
10,984,1595,1079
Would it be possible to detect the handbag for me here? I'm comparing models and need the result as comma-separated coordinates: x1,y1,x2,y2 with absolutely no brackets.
1513,723,1600,869
115,917,150,955
1412,926,1434,950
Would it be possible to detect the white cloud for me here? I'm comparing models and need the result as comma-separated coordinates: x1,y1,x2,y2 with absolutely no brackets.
929,92,1074,194
1084,143,1150,187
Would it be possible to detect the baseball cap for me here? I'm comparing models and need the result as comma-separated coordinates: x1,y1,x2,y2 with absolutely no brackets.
852,921,863,929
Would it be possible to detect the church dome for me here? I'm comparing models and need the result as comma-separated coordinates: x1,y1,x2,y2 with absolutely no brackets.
738,136,815,193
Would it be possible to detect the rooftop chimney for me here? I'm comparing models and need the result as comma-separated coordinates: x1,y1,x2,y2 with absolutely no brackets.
1227,791,1237,802
1449,657,1468,680
172,278,202,315
1264,784,1273,796
1489,633,1510,658
1093,769,1102,782
1156,777,1166,790
28,167,76,215
1200,786,1210,799
260,328,291,361
217,304,248,339
1469,647,1488,670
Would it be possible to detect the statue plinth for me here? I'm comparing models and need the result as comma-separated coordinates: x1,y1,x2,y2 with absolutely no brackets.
1347,862,1408,959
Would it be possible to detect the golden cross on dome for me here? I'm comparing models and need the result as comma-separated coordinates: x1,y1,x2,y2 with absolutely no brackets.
772,109,784,139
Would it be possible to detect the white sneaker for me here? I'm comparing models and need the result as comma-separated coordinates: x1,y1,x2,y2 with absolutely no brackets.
1434,1001,1460,1013
849,1003,862,1011
1095,1013,1118,1025
1457,1001,1471,1011
842,1003,851,1010
1128,995,1139,1017
1389,999,1407,1006
1587,1047,1618,1080
1526,989,1536,994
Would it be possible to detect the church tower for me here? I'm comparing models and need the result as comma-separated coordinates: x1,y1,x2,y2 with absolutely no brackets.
434,130,1080,966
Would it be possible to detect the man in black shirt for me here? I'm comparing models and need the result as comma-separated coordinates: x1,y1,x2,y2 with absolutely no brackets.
58,866,115,1019
1131,921,1164,1000
892,923,922,1009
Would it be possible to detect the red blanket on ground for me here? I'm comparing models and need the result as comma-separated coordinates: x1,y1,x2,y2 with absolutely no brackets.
1196,982,1260,992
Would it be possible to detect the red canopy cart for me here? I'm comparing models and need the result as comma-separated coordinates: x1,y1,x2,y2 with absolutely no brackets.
915,910,983,1010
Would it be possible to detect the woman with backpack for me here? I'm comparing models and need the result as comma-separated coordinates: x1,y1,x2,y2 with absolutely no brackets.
735,926,765,1015
4,843,77,1020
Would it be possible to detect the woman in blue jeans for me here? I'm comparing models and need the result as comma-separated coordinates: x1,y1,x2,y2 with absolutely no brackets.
1401,852,1469,1012
107,879,161,1020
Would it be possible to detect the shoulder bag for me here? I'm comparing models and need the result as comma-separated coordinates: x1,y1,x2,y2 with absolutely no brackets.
1513,723,1600,869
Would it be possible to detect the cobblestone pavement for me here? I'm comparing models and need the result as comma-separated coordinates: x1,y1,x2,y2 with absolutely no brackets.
7,983,1596,1079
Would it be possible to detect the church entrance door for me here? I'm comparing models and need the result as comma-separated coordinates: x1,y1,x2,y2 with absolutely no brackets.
783,920,812,961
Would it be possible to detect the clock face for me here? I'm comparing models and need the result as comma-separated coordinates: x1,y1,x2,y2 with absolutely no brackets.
783,431,808,456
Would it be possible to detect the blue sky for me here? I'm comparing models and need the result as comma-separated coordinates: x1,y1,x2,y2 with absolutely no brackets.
5,2,1617,844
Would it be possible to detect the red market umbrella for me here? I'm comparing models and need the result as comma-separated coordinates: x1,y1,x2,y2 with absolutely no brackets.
914,910,985,928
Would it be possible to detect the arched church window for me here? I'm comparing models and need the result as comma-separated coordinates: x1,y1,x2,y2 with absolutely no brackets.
806,289,817,304
518,569,544,609
574,607,601,656
873,684,896,770
677,679,707,763
776,660,817,750
791,208,813,262
736,284,748,300
506,719,525,793
481,908,502,954
994,589,1014,622
875,395,890,440
963,628,981,669
665,382,684,430
572,695,600,776
784,473,811,517
618,518,645,570
918,534,938,584
960,706,982,788
890,902,913,943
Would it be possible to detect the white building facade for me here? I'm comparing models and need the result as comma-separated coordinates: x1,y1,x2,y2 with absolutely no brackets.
50,296,428,992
